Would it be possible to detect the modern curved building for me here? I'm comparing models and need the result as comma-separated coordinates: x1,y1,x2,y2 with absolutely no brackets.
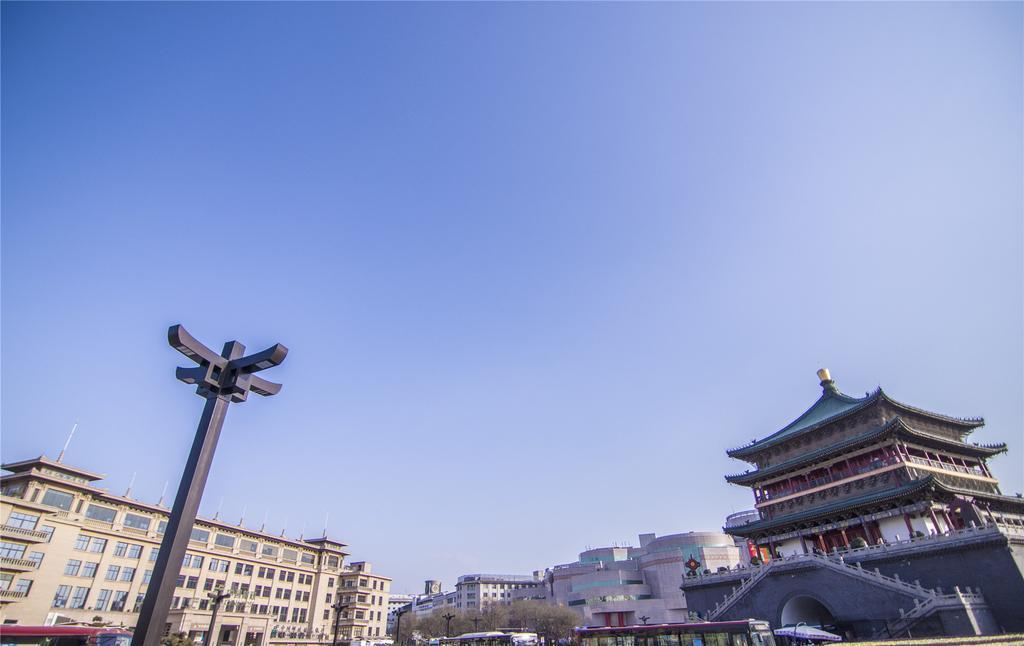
524,531,741,627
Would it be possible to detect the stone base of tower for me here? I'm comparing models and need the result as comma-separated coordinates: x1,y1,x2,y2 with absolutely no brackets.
680,524,1023,640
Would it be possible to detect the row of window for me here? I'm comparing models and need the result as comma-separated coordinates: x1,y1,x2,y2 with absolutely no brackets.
0,573,32,595
0,541,44,565
52,585,142,612
21,487,327,566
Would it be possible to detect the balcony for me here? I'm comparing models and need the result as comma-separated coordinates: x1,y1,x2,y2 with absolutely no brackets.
904,455,988,478
0,556,40,571
760,456,902,503
0,525,51,542
0,589,28,603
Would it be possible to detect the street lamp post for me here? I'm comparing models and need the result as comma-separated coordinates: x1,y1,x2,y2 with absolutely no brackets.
443,613,455,638
332,601,350,646
132,325,287,646
471,617,480,631
206,588,231,646
393,608,406,646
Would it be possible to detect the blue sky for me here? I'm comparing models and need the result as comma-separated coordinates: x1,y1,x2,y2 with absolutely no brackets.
2,2,1021,594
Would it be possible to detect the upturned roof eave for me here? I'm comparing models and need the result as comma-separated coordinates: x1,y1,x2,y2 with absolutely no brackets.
723,476,937,536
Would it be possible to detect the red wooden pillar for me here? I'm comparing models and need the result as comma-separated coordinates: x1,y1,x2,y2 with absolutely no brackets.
817,534,827,552
903,512,915,537
839,528,850,547
927,507,942,533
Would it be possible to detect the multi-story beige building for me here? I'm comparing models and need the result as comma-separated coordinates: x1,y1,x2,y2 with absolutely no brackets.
0,455,391,646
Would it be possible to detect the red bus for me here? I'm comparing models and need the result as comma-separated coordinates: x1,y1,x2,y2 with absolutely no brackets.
0,625,133,646
575,620,776,646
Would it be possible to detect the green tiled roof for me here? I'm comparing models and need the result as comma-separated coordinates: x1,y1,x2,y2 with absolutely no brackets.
724,477,936,536
727,385,985,460
724,418,1007,486
727,389,878,459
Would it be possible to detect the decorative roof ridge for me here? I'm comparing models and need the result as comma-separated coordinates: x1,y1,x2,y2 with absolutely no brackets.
877,390,985,430
931,481,1024,507
727,388,881,458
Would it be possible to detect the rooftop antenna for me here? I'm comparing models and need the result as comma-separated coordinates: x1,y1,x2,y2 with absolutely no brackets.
281,517,288,537
213,497,224,521
260,511,269,533
124,472,137,498
158,481,169,507
323,512,329,538
299,522,306,540
238,505,247,527
57,421,79,463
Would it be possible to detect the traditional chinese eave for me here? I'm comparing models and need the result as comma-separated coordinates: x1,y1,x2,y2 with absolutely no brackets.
724,417,1006,486
726,373,984,462
724,476,937,537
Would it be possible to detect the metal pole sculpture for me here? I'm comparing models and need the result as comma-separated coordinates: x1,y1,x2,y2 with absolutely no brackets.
132,325,287,646
443,613,455,637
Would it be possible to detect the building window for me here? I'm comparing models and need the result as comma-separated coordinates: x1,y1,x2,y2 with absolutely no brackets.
65,559,82,576
123,513,151,531
84,505,117,524
183,554,204,569
37,525,55,542
105,566,120,581
13,579,33,595
186,576,199,589
52,585,72,607
69,586,90,609
157,520,168,534
94,589,112,611
240,539,258,554
191,528,210,543
87,537,107,553
327,578,335,588
134,594,146,612
327,556,339,568
41,489,74,511
0,542,26,559
26,551,44,567
81,562,98,578
5,512,39,530
301,553,315,565
1,482,26,498
209,558,229,572
121,567,136,582
111,590,128,612
143,570,153,584
150,548,160,562
0,573,12,591
114,542,129,557
214,534,236,549
127,544,143,559
262,545,278,558
282,549,297,563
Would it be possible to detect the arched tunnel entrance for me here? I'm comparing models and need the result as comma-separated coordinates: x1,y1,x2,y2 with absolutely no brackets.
781,595,836,628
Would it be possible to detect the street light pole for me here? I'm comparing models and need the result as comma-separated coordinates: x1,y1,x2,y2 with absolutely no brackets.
132,325,287,646
393,608,406,646
206,589,231,646
332,601,350,646
443,614,455,638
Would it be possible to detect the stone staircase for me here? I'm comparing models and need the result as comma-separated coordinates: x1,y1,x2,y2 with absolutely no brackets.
707,551,937,621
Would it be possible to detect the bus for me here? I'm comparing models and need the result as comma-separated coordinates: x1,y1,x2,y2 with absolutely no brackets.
0,626,133,646
440,631,540,646
574,621,775,646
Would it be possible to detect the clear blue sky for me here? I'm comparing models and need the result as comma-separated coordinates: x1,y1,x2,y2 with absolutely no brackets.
2,2,1021,595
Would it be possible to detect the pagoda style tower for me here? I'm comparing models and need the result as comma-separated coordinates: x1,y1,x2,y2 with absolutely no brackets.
723,369,1021,558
